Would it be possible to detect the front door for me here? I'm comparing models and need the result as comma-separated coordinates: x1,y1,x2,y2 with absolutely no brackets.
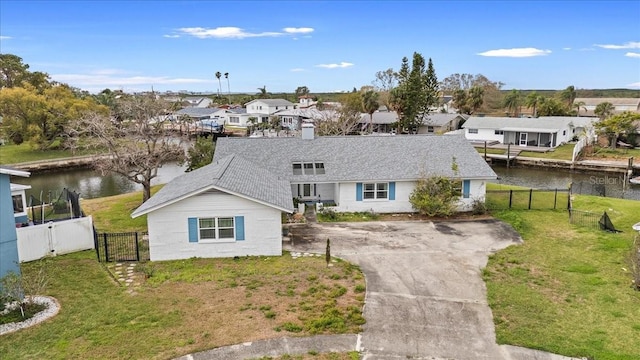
300,184,316,198
519,132,528,146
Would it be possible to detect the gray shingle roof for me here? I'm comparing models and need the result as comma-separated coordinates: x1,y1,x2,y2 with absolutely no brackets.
214,134,496,183
131,154,293,217
176,108,221,117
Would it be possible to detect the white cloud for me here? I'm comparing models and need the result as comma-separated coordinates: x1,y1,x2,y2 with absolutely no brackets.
563,47,571,50
477,48,551,57
628,82,640,88
283,27,314,34
51,72,208,87
625,52,640,58
290,68,305,72
316,62,354,69
177,27,281,39
594,41,640,49
163,34,180,38
0,36,11,40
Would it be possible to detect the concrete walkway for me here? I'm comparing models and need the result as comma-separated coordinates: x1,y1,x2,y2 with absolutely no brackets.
178,220,584,360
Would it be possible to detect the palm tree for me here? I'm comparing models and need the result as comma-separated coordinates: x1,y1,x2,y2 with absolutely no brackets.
224,72,230,104
594,102,614,120
503,89,522,117
215,71,222,97
573,101,586,117
524,91,542,118
361,90,379,133
560,85,576,108
256,85,270,99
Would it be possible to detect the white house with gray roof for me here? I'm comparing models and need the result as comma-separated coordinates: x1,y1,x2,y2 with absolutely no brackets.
131,155,294,261
132,127,496,260
215,129,496,214
359,111,465,134
463,116,595,147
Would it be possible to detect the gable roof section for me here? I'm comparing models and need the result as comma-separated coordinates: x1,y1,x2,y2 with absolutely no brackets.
131,154,293,218
214,134,496,182
0,166,30,177
463,116,595,132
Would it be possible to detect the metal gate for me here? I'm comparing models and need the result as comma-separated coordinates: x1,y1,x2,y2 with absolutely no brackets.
95,231,150,262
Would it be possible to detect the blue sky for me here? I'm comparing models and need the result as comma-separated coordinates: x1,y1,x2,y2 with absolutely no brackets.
1,1,639,94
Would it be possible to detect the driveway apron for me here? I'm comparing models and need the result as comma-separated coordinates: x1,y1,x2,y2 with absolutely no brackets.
287,220,576,360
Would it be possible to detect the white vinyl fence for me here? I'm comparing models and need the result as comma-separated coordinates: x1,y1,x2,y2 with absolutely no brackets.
16,216,94,262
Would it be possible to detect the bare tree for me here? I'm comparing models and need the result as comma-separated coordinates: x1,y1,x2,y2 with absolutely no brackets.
312,108,361,136
68,94,185,203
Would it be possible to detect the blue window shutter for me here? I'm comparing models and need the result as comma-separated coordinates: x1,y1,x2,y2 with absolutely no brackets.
463,180,470,199
356,183,363,201
389,182,396,200
188,217,198,242
235,216,245,241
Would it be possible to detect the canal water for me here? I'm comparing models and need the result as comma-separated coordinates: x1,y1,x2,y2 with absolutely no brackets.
14,163,640,202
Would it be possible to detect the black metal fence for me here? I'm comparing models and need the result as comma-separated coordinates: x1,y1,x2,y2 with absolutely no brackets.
486,188,570,210
568,209,601,229
95,232,150,262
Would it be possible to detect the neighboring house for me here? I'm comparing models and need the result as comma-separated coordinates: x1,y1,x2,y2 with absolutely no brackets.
574,98,640,117
244,99,297,120
275,108,337,130
11,183,31,226
0,166,30,278
462,116,595,147
164,96,212,108
173,107,226,122
224,108,254,128
131,155,294,261
358,111,465,134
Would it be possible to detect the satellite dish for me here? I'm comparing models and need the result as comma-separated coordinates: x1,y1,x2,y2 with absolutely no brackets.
633,222,640,232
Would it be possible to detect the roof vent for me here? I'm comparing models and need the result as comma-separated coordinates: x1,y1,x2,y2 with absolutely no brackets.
302,123,315,140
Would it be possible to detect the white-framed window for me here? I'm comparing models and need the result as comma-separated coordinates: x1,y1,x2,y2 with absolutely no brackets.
468,128,478,134
427,126,434,133
199,217,234,241
495,130,504,135
292,161,325,175
363,182,388,200
229,116,240,124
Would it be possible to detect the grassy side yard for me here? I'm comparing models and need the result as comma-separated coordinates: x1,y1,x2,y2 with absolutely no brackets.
519,143,574,160
0,143,95,164
1,251,365,359
80,185,163,232
484,193,640,360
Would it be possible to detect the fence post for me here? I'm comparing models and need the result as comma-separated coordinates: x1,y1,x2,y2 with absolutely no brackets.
528,188,533,210
135,232,140,262
567,184,572,210
509,190,513,209
94,228,100,262
554,189,558,209
103,233,109,262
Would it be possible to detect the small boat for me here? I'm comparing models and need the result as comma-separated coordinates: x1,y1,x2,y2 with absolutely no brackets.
631,176,640,185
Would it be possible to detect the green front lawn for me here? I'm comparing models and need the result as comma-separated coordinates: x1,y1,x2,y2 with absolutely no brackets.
1,251,365,359
485,193,640,360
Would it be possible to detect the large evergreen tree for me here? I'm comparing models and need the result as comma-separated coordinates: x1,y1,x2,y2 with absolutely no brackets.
390,52,438,133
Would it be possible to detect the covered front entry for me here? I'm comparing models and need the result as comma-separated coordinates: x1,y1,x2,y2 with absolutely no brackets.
292,183,337,204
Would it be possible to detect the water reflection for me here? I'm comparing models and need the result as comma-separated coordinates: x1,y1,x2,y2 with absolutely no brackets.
20,162,187,201
493,166,640,201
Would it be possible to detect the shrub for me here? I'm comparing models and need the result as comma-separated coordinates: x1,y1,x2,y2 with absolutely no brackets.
409,176,459,217
471,197,489,215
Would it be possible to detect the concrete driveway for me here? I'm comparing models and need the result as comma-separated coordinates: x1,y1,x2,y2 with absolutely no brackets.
286,219,578,360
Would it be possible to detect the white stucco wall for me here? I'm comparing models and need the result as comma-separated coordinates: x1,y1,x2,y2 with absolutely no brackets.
334,179,488,213
146,190,283,261
465,128,504,143
457,180,487,211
